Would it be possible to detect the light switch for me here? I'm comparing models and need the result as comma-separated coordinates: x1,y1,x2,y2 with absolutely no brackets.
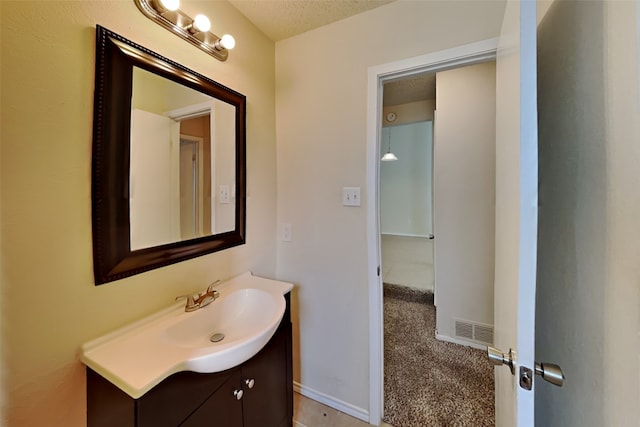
343,187,361,207
219,185,230,204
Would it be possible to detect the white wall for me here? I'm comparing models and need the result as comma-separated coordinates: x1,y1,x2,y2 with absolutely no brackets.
275,0,506,416
380,121,433,237
130,109,176,249
433,61,496,342
536,0,640,425
1,1,277,425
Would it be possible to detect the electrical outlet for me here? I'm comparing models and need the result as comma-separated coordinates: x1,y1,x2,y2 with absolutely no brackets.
219,185,230,204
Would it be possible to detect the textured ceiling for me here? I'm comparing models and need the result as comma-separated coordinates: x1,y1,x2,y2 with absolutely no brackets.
228,0,396,42
226,0,432,106
383,73,436,106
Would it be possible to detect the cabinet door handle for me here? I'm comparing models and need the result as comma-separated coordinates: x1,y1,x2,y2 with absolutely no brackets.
233,389,244,400
244,378,255,389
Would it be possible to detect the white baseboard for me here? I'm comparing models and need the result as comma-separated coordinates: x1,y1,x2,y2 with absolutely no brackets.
380,232,431,238
435,331,488,351
294,381,370,423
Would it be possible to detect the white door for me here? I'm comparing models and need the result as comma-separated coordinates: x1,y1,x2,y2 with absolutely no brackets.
130,109,177,250
493,0,538,425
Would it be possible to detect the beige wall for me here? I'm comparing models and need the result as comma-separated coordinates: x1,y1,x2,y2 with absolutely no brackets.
0,1,276,425
275,0,506,415
433,61,496,343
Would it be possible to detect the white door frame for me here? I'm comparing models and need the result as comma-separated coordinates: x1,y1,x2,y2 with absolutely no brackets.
365,38,498,425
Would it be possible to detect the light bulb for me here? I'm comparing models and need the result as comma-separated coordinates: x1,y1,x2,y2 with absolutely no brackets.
192,14,211,32
219,34,236,50
156,0,179,12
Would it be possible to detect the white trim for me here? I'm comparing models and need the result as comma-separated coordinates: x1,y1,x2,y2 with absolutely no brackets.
515,0,539,423
380,232,431,238
435,331,489,351
164,101,215,121
366,38,498,426
293,382,369,423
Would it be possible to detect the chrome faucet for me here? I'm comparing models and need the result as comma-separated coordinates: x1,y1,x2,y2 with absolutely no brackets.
176,280,221,312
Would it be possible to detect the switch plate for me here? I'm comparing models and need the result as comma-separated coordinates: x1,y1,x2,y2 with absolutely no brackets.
219,185,230,204
282,223,292,242
343,187,361,207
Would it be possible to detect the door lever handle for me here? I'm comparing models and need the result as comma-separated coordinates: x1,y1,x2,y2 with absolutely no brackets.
487,346,515,375
489,347,564,388
535,362,565,387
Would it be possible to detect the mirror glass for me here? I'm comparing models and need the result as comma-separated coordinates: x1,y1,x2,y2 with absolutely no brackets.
130,68,236,250
91,26,246,285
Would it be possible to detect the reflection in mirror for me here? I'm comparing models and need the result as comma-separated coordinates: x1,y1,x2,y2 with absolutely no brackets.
129,68,236,250
91,25,246,285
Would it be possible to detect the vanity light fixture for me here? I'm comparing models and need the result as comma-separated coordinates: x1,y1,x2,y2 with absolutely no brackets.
188,14,211,34
215,34,236,51
381,127,399,162
153,0,179,13
133,0,235,61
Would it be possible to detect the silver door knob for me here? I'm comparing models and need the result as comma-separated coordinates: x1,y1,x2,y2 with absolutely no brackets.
245,378,255,389
487,346,515,374
535,362,565,387
488,346,565,389
233,389,243,400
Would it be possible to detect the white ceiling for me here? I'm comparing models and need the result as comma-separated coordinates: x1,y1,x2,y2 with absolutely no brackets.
226,0,434,105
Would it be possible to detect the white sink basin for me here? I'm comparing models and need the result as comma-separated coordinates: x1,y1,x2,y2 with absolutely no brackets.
80,273,293,399
164,288,279,348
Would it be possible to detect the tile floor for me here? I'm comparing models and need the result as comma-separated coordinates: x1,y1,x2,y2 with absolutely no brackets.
294,393,394,427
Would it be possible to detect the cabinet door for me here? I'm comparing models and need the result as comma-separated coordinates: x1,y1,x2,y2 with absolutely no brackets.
241,324,291,427
180,371,244,427
138,370,234,426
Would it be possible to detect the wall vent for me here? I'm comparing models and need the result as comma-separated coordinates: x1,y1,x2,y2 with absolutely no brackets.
474,324,494,344
454,319,494,344
455,320,474,340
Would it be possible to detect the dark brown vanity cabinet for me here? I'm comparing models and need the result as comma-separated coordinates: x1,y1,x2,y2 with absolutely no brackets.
87,295,292,427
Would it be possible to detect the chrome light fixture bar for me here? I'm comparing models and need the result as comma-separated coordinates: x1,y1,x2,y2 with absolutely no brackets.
133,0,235,61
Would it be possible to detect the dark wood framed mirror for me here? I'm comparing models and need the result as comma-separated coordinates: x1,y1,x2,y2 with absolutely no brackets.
92,25,246,285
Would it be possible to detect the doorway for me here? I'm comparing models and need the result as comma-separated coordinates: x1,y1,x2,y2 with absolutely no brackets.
379,120,434,292
366,39,499,425
379,62,496,425
179,136,204,240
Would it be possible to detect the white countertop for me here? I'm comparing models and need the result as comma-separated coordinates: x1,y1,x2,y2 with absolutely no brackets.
80,272,293,399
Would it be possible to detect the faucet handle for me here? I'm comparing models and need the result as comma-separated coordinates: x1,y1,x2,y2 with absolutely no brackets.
175,294,199,312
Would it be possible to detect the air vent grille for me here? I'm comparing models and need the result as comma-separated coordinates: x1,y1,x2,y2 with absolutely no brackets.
474,324,494,344
454,319,494,344
455,321,474,340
